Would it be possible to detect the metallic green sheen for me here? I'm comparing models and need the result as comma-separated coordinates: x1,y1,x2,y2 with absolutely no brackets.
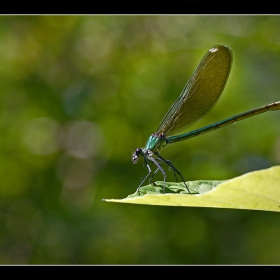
144,135,166,153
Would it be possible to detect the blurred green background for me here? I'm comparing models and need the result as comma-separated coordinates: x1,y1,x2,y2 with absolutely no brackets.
0,15,280,264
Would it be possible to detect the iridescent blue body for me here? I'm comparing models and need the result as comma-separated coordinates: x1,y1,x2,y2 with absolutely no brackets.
132,45,280,194
144,133,166,153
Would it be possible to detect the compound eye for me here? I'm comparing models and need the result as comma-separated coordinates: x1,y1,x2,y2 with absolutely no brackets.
132,148,142,164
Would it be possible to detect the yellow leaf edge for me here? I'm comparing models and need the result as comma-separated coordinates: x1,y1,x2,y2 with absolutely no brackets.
103,166,280,212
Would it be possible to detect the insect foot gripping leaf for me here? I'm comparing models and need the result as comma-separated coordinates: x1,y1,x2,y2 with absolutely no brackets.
130,45,280,195
103,166,280,213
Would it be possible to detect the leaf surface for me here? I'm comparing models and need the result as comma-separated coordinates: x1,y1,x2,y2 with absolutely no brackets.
103,166,280,212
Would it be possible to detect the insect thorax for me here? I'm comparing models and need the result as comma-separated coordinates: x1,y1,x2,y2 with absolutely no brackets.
144,133,166,153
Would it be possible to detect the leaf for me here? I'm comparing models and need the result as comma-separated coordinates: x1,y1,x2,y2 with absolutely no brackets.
103,166,280,212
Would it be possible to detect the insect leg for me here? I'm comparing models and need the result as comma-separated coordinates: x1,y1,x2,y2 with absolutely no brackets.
136,155,152,193
154,152,195,194
149,156,167,193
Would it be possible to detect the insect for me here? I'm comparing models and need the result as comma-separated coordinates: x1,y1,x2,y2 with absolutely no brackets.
132,45,280,194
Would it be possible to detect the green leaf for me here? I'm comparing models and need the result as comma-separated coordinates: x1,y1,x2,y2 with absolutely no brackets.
103,166,280,212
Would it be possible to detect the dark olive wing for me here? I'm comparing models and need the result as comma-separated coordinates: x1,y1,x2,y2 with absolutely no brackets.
156,45,232,136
